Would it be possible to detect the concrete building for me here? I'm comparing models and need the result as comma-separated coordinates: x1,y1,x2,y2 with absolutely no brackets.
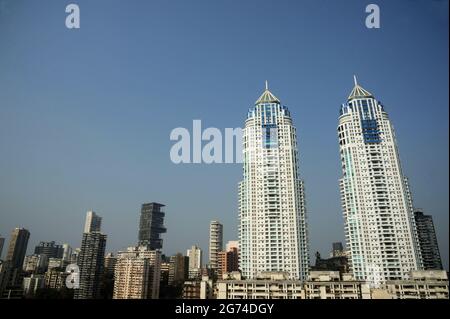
48,258,66,270
182,280,201,299
217,271,370,299
138,202,167,250
187,245,202,279
62,243,72,262
22,274,45,295
0,260,9,295
74,212,107,299
337,77,422,283
414,210,443,270
6,228,30,270
239,83,310,280
160,259,171,286
23,254,48,273
44,268,68,289
168,253,188,286
226,241,239,252
84,210,102,233
216,270,449,299
104,252,118,275
113,246,161,299
385,270,448,299
312,253,349,274
209,221,223,271
182,275,214,299
330,242,346,258
217,272,304,299
303,271,371,299
218,248,239,277
34,241,64,259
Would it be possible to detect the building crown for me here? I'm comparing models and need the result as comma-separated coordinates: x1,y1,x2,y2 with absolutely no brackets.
348,75,373,100
255,80,281,105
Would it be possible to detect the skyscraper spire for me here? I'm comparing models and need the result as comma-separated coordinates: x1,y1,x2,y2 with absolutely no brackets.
255,80,280,105
348,76,373,100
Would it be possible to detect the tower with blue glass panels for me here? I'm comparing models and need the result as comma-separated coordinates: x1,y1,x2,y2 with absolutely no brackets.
338,77,422,284
238,82,309,280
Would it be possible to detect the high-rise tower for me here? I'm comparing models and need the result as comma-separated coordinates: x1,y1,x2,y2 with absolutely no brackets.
337,76,422,283
84,211,102,233
187,245,202,279
6,228,30,269
209,221,223,271
74,212,107,299
414,209,443,270
138,203,166,250
238,82,309,280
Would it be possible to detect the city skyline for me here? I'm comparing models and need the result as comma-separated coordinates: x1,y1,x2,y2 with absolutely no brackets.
0,77,447,273
0,0,448,271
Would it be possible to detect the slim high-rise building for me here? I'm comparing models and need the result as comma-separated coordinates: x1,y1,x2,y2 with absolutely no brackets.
113,246,161,299
84,210,102,233
74,212,107,299
138,203,167,250
34,241,64,259
6,228,30,269
239,82,309,280
187,245,202,279
337,76,422,283
209,221,223,270
414,210,443,270
62,243,72,262
70,248,81,265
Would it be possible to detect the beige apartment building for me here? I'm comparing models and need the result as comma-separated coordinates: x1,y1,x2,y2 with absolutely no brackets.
113,246,161,299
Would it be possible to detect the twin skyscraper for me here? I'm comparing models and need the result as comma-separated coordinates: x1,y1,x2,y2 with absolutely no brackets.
238,78,423,284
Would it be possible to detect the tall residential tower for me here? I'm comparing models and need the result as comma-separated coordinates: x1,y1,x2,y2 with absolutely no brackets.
187,245,202,279
414,209,443,270
238,82,309,280
337,76,422,283
6,228,30,269
138,203,166,250
209,221,223,271
74,211,107,299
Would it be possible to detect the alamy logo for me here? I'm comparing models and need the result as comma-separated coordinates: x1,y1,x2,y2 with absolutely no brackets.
170,120,243,164
65,4,80,29
365,4,380,29
65,263,80,289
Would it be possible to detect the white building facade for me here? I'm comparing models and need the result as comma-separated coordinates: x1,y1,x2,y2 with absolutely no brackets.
337,77,422,284
113,246,161,299
209,221,223,270
187,245,202,279
239,82,309,280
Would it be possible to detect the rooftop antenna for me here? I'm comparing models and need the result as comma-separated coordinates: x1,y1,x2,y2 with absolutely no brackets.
265,80,269,91
353,75,358,86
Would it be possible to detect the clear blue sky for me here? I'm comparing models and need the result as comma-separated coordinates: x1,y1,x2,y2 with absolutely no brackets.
0,0,448,269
